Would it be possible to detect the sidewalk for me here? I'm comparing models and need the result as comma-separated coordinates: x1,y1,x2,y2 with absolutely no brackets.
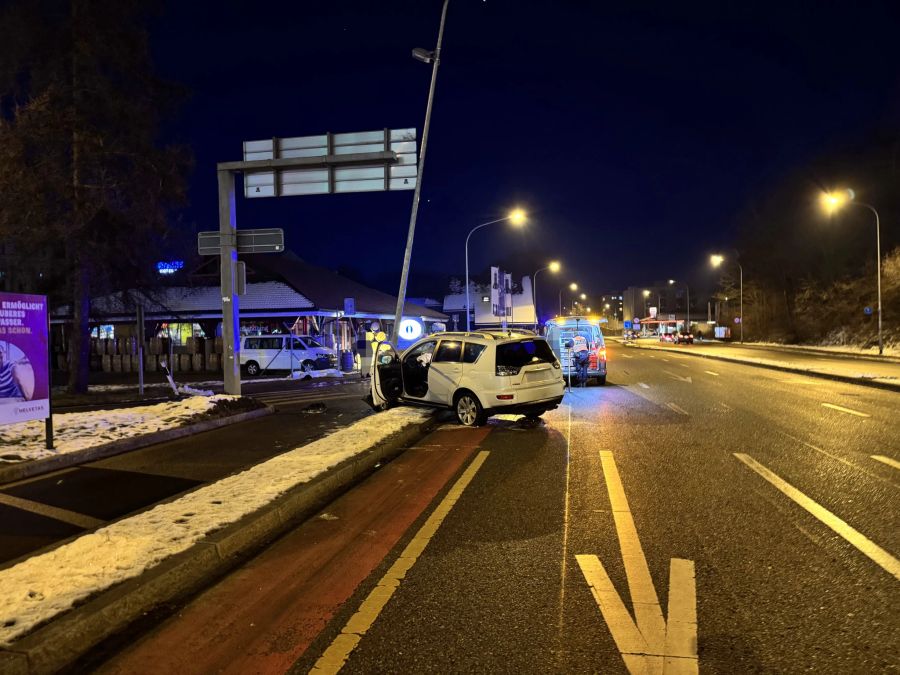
622,339,900,391
0,406,437,674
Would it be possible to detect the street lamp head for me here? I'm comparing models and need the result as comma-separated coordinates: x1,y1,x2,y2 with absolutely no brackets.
580,293,587,300
668,279,675,285
569,282,578,291
411,47,435,64
820,188,855,215
642,289,650,297
604,303,611,309
710,254,724,268
548,261,561,273
508,208,527,226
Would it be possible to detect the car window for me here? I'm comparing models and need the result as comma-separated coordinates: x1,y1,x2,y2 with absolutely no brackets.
434,340,462,363
462,342,486,363
405,340,437,366
291,338,306,350
496,339,557,368
244,337,259,350
301,337,323,348
260,337,283,350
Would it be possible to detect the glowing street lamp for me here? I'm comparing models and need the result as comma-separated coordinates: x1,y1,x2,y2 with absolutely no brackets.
711,253,743,343
560,282,579,316
533,260,561,330
821,188,884,354
464,208,527,331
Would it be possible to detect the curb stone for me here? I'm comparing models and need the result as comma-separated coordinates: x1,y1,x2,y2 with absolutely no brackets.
624,343,900,393
0,406,275,485
0,413,440,675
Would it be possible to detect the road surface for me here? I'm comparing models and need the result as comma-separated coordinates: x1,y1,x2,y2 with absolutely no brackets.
80,343,900,672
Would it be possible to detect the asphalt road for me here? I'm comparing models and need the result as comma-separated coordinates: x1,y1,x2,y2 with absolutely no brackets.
0,379,373,567
89,343,900,672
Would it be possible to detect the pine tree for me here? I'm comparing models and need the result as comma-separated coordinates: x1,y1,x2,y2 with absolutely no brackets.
0,0,191,392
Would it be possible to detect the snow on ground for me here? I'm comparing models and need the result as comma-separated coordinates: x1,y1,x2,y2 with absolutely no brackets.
0,396,237,464
289,368,344,380
0,406,428,647
747,341,900,358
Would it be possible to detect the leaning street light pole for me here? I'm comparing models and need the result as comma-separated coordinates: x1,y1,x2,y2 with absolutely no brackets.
464,209,526,331
392,0,450,340
822,189,884,355
711,254,743,343
533,261,560,330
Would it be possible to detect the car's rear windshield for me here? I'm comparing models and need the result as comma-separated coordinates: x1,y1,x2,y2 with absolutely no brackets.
496,339,558,368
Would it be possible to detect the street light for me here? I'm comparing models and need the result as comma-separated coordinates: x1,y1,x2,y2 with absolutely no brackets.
580,293,587,300
559,282,578,316
711,254,743,343
533,260,561,330
464,209,527,331
821,188,884,355
668,279,691,333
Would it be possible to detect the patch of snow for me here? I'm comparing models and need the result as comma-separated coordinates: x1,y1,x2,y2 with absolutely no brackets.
288,368,344,380
0,406,428,647
0,396,237,464
177,385,215,397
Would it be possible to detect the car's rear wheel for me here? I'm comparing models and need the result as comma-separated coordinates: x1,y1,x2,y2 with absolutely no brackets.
596,375,607,385
245,361,260,376
455,392,486,427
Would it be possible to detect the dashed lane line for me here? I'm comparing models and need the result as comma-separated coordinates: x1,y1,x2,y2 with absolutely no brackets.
779,432,898,490
638,383,650,389
704,370,720,377
0,492,104,529
734,453,900,582
311,451,491,673
821,402,870,418
872,455,900,472
621,354,634,359
666,402,690,416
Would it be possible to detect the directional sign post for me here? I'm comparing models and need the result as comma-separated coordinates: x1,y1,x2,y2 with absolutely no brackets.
214,129,417,395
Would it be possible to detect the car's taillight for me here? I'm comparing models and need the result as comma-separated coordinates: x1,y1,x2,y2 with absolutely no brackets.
496,365,521,376
496,394,514,400
689,334,693,339
598,348,607,361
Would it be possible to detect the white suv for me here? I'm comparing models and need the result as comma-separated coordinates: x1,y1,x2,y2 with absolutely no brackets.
372,331,565,426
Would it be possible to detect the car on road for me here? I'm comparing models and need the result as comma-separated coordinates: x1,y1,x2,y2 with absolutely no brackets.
372,331,565,426
544,317,608,385
240,334,337,376
673,332,694,344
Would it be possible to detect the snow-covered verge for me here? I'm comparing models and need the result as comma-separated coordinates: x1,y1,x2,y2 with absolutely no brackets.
745,340,900,359
0,395,240,464
289,368,344,380
0,406,429,647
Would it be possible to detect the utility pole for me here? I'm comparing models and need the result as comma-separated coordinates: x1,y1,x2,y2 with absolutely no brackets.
392,0,450,339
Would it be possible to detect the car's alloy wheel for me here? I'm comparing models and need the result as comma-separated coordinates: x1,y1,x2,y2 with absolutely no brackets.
246,361,260,376
302,360,316,372
456,393,483,426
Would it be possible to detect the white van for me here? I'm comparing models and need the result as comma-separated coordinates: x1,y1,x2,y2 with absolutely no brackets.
544,317,607,385
240,334,337,376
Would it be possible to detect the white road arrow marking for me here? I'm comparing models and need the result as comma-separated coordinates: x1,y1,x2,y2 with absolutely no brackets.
577,451,698,674
663,370,693,384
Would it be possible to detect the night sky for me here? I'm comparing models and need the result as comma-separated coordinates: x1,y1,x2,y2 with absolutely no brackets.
151,0,900,306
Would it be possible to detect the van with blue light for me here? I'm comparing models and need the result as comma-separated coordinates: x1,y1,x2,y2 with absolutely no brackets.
544,317,607,385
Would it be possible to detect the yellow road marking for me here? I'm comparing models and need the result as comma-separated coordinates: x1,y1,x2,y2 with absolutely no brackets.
872,455,900,471
0,493,104,530
311,451,490,673
821,403,870,418
703,370,719,377
577,451,698,672
735,453,900,581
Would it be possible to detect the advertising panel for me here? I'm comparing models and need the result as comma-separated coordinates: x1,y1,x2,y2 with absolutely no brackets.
0,293,50,425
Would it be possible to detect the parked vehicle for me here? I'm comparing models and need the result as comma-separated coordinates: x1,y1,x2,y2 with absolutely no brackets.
371,331,565,426
660,332,676,343
673,332,694,344
544,317,607,385
240,334,337,376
